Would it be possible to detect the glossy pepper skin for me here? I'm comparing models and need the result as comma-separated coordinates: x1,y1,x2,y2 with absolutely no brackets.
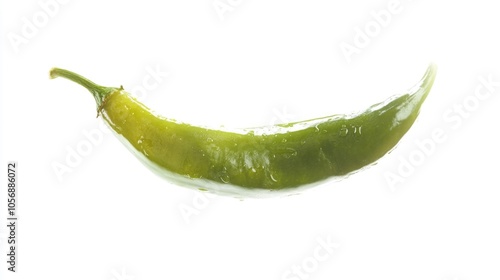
50,64,436,197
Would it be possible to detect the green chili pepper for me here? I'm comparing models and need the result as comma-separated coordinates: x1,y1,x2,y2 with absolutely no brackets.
50,64,436,197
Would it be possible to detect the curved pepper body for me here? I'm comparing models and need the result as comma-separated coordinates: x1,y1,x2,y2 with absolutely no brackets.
50,64,436,196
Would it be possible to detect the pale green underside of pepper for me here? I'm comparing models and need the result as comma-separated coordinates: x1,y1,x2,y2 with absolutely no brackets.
51,64,436,197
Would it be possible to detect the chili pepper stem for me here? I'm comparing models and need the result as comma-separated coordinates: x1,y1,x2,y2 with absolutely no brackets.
49,68,118,116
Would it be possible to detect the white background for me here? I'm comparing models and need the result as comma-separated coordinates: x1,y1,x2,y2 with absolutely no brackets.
1,0,500,279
